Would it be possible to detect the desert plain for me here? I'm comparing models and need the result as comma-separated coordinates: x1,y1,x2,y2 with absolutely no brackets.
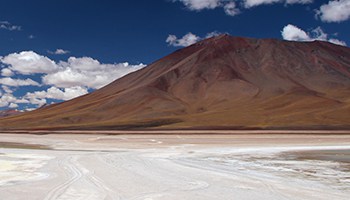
1,131,350,200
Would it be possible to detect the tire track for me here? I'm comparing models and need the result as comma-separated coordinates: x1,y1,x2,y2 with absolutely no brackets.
73,156,122,200
44,154,121,200
100,151,210,196
44,155,83,200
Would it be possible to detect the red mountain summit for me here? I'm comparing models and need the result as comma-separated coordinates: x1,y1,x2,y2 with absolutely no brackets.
1,35,350,130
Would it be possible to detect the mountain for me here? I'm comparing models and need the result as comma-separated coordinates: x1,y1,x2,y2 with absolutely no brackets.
0,109,21,118
1,34,350,130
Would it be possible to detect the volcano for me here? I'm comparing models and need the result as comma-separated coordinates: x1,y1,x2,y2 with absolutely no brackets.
1,35,350,130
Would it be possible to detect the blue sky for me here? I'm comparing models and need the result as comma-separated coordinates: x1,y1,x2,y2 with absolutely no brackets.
0,0,349,110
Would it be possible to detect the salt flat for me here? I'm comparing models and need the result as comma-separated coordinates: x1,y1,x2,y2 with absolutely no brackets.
0,133,350,200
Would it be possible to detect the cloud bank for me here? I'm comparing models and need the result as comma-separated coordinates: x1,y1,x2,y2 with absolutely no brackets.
0,51,146,109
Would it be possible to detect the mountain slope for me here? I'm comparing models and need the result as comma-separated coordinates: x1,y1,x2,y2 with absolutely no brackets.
1,35,350,130
0,109,21,118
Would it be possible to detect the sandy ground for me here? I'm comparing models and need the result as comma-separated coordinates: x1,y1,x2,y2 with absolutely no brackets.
1,133,350,200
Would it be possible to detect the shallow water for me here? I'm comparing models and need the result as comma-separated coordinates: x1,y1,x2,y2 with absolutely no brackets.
0,142,50,150
290,149,350,163
185,147,350,192
0,152,53,186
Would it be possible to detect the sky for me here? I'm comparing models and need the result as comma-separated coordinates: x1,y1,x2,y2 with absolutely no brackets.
0,0,349,111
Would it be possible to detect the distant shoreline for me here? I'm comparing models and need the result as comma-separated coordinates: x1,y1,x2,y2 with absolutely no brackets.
1,130,350,135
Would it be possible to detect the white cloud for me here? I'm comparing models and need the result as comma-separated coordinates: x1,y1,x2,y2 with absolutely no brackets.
0,102,7,108
166,31,224,47
281,24,310,41
224,2,240,16
26,97,47,107
0,51,146,109
0,77,40,87
205,31,222,38
1,85,13,94
174,0,221,10
1,51,59,75
0,98,9,107
43,57,145,89
286,0,313,4
8,103,18,108
281,24,347,46
0,93,28,108
1,68,14,76
25,86,88,101
1,51,145,89
316,0,350,23
243,0,312,8
22,86,87,108
243,0,281,8
48,49,70,55
172,0,312,14
14,99,29,104
328,38,347,46
1,45,148,110
166,32,201,47
173,0,242,15
0,21,21,31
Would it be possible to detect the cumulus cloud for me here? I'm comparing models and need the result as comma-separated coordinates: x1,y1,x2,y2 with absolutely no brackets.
0,77,40,87
172,0,312,15
328,38,347,46
25,86,88,102
166,31,224,47
21,86,88,107
1,51,59,75
1,51,145,90
8,103,18,108
224,2,240,16
0,93,13,107
0,93,28,108
166,32,201,47
281,24,310,41
172,0,241,15
281,24,347,46
48,49,70,55
243,0,313,8
173,0,221,10
243,0,281,8
0,51,146,109
1,85,13,94
22,86,88,107
24,96,47,107
286,0,313,3
205,31,222,38
0,21,21,31
1,68,14,76
0,102,7,108
43,57,145,89
316,0,350,23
